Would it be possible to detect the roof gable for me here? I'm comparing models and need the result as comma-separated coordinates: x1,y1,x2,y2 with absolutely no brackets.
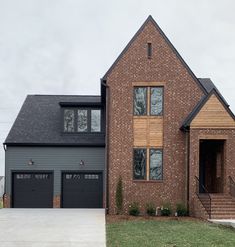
102,15,207,94
181,89,235,130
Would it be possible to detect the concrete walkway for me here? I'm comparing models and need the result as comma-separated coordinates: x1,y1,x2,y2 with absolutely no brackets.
0,209,106,247
210,219,235,228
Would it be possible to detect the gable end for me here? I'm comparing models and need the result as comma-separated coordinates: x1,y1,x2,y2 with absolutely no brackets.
102,15,207,95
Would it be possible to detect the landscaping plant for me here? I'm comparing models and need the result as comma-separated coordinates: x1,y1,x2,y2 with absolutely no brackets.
176,202,188,216
145,202,156,216
115,176,123,214
161,202,172,216
128,202,140,216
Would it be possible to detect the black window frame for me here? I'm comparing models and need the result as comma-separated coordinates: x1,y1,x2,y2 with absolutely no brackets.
77,108,89,133
62,107,102,134
63,108,75,133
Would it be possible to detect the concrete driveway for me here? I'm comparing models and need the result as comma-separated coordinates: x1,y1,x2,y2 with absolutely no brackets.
0,209,106,247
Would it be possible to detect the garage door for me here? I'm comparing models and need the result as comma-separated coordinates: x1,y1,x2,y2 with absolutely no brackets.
62,172,103,208
12,172,53,208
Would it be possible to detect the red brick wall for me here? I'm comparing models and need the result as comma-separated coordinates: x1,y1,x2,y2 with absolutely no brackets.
53,195,61,208
3,194,10,208
189,129,235,216
106,20,204,214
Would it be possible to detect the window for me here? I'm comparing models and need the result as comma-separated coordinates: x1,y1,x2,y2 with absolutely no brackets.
77,110,88,132
134,87,147,115
133,149,146,180
91,110,101,132
147,43,152,58
133,148,163,181
134,86,163,116
64,109,75,132
150,149,163,180
63,108,101,133
151,87,163,115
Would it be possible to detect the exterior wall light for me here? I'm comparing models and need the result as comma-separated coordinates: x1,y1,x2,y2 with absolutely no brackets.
80,160,85,166
28,159,34,166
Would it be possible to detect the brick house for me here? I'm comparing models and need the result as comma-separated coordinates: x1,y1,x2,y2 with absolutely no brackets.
4,16,235,219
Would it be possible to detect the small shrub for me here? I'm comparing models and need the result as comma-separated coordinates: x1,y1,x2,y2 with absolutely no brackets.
146,202,156,216
161,202,172,216
128,202,140,216
115,176,123,214
176,203,188,216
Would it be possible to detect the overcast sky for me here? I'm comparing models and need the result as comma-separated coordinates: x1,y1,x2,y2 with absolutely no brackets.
0,0,235,175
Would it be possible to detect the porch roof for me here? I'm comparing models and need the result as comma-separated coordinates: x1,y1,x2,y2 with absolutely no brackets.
181,88,235,130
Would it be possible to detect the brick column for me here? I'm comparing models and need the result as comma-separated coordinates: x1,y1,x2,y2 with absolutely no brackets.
3,194,11,208
53,195,61,208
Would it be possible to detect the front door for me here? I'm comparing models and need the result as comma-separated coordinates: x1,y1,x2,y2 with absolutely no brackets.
199,140,224,193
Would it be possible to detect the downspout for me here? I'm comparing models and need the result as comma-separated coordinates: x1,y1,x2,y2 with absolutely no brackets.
3,144,7,207
102,79,110,214
186,129,190,212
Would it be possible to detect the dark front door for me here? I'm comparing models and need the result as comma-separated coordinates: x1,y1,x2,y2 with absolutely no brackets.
12,172,53,208
62,172,103,208
199,140,224,193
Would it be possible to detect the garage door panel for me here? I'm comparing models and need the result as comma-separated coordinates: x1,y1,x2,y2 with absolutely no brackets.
12,172,53,208
62,172,103,208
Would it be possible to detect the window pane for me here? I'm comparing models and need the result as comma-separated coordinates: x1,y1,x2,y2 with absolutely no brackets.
150,149,163,180
77,110,88,132
64,109,74,132
91,110,101,132
151,87,163,115
134,87,147,115
133,149,146,179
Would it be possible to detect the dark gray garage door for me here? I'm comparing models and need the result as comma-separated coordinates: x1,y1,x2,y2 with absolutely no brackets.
12,172,53,208
62,172,103,208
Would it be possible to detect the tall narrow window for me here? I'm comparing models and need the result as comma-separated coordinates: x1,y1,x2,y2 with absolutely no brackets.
91,110,101,132
150,149,163,180
133,149,146,180
134,87,147,115
64,109,74,132
151,87,163,115
147,43,152,58
77,109,88,132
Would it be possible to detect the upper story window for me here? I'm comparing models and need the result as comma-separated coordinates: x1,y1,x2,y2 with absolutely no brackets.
133,86,163,116
77,109,88,132
91,110,101,132
63,108,101,133
64,109,75,132
150,87,163,115
134,87,147,115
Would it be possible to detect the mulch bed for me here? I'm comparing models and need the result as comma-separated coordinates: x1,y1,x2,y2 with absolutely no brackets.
106,214,205,224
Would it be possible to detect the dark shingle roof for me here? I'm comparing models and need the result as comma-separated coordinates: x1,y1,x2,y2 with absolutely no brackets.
198,78,229,106
4,95,105,146
181,89,235,130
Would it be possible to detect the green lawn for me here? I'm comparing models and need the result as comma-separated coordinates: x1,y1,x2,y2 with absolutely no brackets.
107,219,235,247
0,198,3,208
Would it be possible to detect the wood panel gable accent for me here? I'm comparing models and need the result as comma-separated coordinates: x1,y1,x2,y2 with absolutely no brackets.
191,94,235,129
